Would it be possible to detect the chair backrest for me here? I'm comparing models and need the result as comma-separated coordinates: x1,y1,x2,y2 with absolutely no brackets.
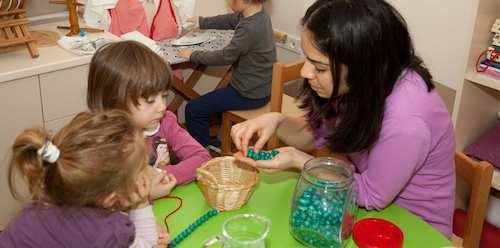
455,152,494,248
265,60,304,149
269,60,305,113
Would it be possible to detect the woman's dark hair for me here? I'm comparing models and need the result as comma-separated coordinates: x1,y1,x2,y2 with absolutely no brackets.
300,0,434,153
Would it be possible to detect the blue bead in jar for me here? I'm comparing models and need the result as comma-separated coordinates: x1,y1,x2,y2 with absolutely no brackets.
290,157,357,248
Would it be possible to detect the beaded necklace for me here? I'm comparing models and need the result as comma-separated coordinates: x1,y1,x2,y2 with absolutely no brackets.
167,209,219,247
162,196,219,248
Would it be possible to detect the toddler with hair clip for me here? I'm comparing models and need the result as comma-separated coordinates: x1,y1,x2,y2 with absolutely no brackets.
0,110,169,247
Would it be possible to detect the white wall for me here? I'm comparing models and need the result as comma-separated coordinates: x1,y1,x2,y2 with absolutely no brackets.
265,0,476,90
25,0,66,17
194,0,230,16
264,0,313,37
191,0,476,96
387,0,477,89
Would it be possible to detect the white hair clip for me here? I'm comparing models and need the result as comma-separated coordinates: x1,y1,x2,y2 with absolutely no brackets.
37,141,60,163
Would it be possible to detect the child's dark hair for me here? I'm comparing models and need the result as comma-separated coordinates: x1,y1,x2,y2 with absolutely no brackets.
300,0,434,153
87,40,173,111
8,110,147,210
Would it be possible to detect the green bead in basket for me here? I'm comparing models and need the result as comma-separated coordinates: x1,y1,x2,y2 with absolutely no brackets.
246,147,280,161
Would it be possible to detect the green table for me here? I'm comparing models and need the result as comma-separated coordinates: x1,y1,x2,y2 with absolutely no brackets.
153,171,452,247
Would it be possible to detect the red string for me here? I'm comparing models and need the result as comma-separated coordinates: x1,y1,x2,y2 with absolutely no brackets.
159,195,183,233
476,50,488,73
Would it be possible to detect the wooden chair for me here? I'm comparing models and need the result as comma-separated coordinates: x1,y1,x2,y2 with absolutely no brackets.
453,152,494,248
220,60,306,155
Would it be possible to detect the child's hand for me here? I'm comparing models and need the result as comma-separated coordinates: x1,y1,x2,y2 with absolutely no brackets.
150,172,177,199
154,224,170,248
177,49,193,59
120,172,150,209
186,16,199,29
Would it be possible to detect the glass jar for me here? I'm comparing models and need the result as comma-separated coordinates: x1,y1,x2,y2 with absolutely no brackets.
290,157,357,248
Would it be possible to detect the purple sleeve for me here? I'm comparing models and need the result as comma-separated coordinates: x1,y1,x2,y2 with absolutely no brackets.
158,112,211,184
353,117,431,210
99,212,136,247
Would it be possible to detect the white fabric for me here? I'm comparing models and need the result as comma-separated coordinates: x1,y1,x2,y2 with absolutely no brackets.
37,141,60,163
491,19,500,33
128,205,158,248
120,31,162,56
57,36,110,56
143,122,160,137
172,0,196,29
143,0,156,29
83,0,119,28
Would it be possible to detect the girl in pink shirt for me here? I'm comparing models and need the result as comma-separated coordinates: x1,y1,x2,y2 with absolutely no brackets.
87,41,211,197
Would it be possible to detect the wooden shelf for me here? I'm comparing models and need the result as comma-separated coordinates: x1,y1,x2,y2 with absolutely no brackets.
493,168,500,191
465,71,500,91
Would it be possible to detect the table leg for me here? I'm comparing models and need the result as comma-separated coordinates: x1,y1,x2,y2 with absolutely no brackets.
168,64,206,112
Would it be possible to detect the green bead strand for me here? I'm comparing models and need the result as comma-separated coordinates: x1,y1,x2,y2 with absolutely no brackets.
168,209,219,248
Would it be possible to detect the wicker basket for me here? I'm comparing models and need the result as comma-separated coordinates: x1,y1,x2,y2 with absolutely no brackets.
197,156,259,211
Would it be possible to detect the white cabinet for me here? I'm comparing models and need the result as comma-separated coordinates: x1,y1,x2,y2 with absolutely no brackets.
0,76,44,229
0,65,90,229
44,115,77,134
40,65,88,122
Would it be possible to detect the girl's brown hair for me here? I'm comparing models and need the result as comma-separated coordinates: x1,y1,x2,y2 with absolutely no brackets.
8,110,147,210
87,40,173,111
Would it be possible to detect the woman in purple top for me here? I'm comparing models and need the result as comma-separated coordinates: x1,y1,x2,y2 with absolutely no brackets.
231,0,455,238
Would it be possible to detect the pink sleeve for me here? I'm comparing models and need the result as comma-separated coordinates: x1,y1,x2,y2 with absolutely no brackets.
158,112,211,184
353,117,431,210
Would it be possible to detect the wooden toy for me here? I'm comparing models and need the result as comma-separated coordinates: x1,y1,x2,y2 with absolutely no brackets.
0,0,38,58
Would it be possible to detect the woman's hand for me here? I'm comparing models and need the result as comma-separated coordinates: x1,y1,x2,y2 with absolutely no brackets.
154,224,170,248
231,112,285,154
234,146,312,172
149,168,177,199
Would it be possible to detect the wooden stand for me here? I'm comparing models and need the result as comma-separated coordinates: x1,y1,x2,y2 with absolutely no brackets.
50,0,81,36
0,0,39,58
50,0,103,36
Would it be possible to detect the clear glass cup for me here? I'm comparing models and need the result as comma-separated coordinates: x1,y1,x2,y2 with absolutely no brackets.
203,213,271,248
290,157,357,248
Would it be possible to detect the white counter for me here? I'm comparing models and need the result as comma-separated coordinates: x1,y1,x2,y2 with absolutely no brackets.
0,20,116,83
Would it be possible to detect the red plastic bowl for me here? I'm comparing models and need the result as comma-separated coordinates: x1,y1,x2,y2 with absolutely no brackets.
352,218,404,248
